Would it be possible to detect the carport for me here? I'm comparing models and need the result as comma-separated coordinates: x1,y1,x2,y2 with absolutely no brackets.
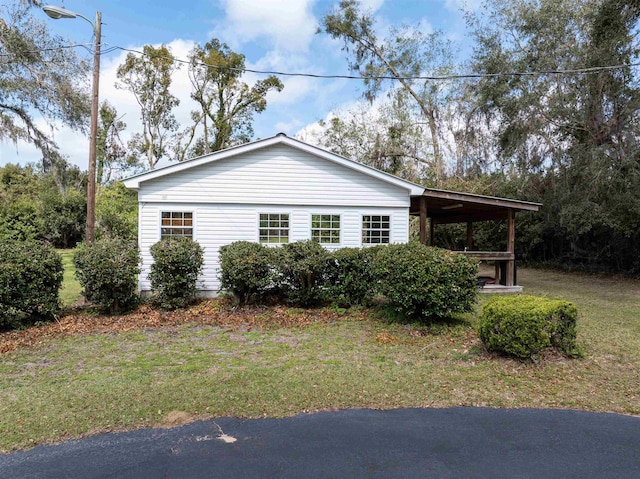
410,189,541,291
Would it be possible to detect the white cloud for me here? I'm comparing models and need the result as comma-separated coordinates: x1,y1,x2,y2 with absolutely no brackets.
360,0,385,13
444,0,482,14
213,0,317,52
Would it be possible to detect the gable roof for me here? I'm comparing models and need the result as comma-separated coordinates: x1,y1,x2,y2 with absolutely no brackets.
122,133,426,196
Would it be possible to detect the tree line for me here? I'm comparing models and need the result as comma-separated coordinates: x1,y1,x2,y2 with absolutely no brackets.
2,0,639,275
317,0,640,274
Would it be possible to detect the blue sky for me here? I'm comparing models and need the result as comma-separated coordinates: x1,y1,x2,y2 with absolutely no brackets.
0,0,479,169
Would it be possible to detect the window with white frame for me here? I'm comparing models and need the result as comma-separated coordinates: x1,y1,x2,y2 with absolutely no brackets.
161,211,193,238
311,214,340,244
362,215,390,244
259,213,289,244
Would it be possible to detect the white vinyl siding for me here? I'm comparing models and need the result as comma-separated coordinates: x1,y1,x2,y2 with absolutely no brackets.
137,145,409,208
137,204,408,294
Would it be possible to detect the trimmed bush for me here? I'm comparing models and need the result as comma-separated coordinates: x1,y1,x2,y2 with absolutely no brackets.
276,240,331,307
371,241,478,320
478,295,579,359
0,241,63,329
149,237,204,310
219,241,273,305
75,237,140,314
326,247,378,307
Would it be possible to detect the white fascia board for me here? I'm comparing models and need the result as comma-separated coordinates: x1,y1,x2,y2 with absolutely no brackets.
122,134,426,196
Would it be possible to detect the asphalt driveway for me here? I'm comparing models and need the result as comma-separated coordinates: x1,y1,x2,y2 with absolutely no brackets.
1,407,638,478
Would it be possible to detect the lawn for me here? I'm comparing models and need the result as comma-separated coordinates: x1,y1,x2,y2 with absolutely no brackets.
0,268,638,452
56,249,82,307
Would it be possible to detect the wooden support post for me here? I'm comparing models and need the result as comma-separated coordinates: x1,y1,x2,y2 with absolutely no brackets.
466,220,473,250
505,210,515,287
419,196,427,245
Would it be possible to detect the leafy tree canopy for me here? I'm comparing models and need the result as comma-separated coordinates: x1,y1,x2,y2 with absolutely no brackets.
0,2,90,159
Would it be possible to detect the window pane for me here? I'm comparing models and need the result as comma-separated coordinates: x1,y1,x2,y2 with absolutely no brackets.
161,212,193,239
259,213,289,244
363,214,390,244
311,213,340,244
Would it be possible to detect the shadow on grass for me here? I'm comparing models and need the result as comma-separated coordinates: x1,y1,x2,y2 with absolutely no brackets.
371,304,473,335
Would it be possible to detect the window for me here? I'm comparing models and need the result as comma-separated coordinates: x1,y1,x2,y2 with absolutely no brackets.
362,215,390,244
311,214,340,244
259,213,289,244
161,211,193,238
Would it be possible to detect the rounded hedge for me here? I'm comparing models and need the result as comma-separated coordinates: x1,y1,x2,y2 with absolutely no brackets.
478,295,579,359
219,241,274,305
326,246,378,307
0,240,63,329
277,240,331,307
75,237,140,314
149,237,204,310
371,241,479,320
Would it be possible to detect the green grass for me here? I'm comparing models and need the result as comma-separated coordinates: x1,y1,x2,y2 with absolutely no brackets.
1,267,639,452
56,249,82,307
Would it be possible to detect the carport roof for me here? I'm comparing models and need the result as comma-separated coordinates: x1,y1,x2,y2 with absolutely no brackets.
410,188,541,224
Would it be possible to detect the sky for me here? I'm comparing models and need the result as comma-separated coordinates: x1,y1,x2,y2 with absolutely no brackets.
0,0,481,170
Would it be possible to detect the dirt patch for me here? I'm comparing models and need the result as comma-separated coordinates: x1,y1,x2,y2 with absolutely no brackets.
0,299,366,354
156,410,199,428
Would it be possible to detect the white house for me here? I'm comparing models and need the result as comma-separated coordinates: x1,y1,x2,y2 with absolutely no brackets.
123,133,424,295
123,133,539,294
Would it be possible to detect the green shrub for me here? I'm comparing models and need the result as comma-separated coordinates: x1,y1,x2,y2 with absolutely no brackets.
149,237,204,310
0,241,63,329
478,295,579,359
326,247,378,307
276,240,331,307
74,237,140,314
371,241,478,320
219,241,274,305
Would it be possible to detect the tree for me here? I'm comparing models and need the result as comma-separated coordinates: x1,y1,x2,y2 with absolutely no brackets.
321,0,456,181
467,0,640,273
116,44,180,170
0,161,87,247
319,90,434,182
0,164,43,242
187,39,284,155
95,181,138,241
96,101,132,185
0,2,90,158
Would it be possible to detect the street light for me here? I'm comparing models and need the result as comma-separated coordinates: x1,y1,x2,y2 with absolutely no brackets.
43,5,101,244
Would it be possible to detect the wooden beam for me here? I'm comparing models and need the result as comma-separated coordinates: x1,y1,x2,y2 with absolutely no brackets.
505,210,516,287
419,196,427,245
456,251,514,261
428,210,508,224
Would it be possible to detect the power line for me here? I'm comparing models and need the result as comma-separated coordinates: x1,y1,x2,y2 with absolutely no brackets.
0,43,121,59
3,42,640,81
112,45,640,81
